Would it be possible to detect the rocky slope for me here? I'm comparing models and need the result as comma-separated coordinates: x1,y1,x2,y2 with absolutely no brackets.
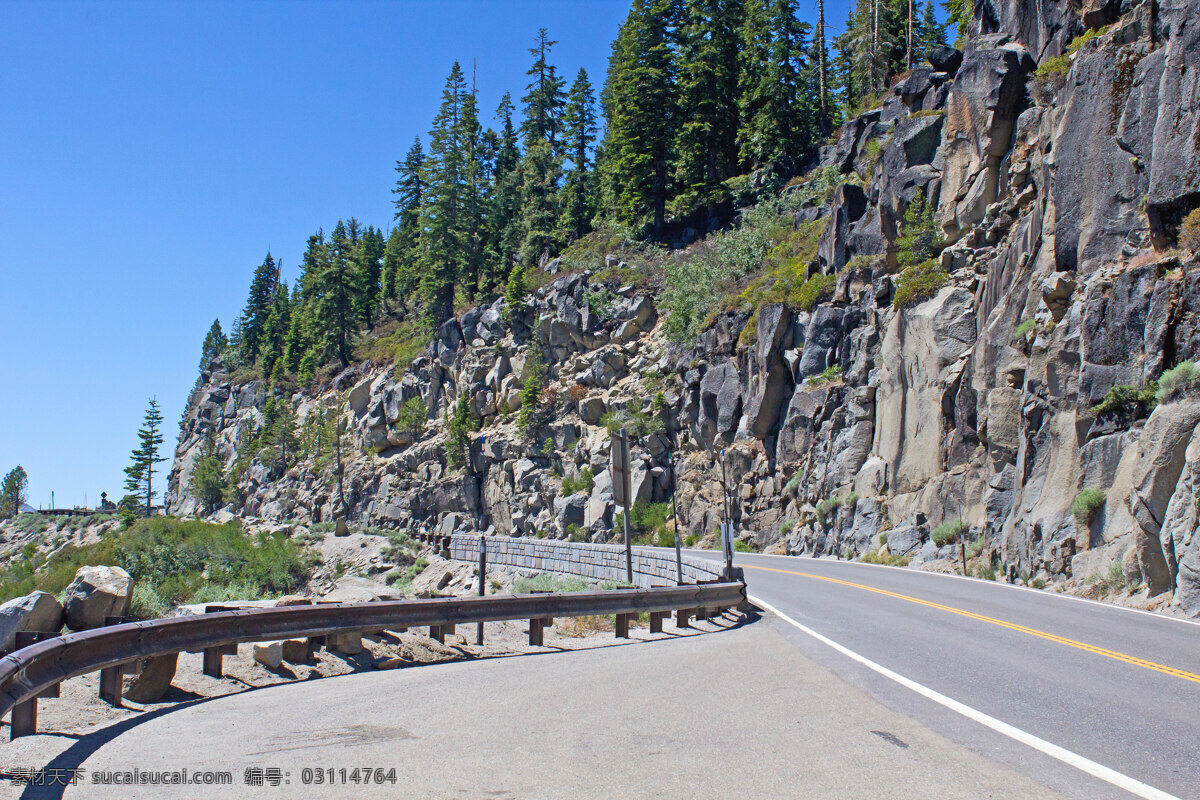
168,0,1200,616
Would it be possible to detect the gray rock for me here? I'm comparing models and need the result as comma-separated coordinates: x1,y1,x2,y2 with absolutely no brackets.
64,566,133,631
0,591,64,651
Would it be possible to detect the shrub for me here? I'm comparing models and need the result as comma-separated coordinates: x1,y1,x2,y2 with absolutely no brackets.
614,501,672,544
567,383,588,404
129,582,172,620
566,524,587,543
561,467,595,497
1181,208,1200,252
1066,26,1108,55
733,539,756,553
1157,361,1200,404
1013,319,1035,340
861,551,910,567
599,406,663,439
968,536,986,559
1031,576,1046,590
806,364,843,386
815,493,858,524
975,564,997,581
1071,488,1107,524
504,265,529,317
895,192,944,270
1090,383,1157,415
1034,55,1072,91
893,259,949,308
513,573,591,594
931,519,969,546
794,273,837,311
394,396,428,441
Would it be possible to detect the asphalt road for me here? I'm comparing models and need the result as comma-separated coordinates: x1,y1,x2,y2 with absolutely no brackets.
688,550,1200,800
3,616,1070,800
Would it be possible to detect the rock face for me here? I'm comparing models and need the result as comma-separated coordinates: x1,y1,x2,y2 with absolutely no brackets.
0,591,64,651
167,0,1200,616
63,566,133,631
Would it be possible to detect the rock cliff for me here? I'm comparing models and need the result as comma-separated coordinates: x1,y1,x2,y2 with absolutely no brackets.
168,0,1200,616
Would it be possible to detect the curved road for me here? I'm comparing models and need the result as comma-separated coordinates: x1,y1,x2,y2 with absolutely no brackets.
690,550,1200,800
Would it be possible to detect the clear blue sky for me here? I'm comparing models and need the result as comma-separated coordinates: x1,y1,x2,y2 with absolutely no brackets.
0,0,856,510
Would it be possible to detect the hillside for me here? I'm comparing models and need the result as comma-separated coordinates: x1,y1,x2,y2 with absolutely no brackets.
167,0,1200,618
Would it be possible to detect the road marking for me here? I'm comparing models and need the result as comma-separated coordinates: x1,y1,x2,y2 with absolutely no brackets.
681,547,1200,630
751,594,1183,800
743,563,1200,685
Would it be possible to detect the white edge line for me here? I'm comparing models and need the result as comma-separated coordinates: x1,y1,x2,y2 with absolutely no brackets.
750,593,1182,800
679,547,1200,630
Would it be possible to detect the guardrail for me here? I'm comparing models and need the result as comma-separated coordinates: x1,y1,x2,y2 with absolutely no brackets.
0,580,745,740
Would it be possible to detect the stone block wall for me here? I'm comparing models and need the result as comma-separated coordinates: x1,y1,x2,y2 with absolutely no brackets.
447,534,722,588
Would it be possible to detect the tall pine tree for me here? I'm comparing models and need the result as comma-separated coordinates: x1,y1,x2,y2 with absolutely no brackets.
521,29,567,149
559,68,598,241
239,253,279,365
387,138,426,301
124,397,166,517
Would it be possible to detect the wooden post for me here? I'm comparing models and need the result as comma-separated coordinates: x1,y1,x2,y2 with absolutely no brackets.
615,613,630,639
649,610,664,634
429,625,445,644
675,608,691,629
99,664,123,706
528,618,543,646
8,632,51,739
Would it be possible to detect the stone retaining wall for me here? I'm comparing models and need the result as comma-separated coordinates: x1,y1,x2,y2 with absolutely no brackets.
448,534,722,587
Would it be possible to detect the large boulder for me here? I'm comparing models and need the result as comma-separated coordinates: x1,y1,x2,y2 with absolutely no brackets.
0,591,64,651
1161,433,1200,616
64,566,133,631
124,653,179,703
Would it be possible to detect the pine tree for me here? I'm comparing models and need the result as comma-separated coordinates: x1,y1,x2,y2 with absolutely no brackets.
943,0,972,46
0,466,29,518
418,62,469,325
518,137,563,267
917,1,946,62
199,319,227,372
521,29,567,149
559,68,598,240
459,83,488,299
189,430,226,515
815,0,832,135
387,138,426,301
239,253,280,365
318,221,356,366
738,0,814,176
260,279,291,380
599,0,679,236
124,397,166,517
355,225,384,329
674,0,743,227
489,93,524,293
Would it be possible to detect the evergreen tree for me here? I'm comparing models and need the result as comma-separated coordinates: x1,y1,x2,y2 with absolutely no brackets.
418,62,469,325
387,138,426,301
260,279,291,379
261,397,300,470
599,0,679,237
738,0,814,176
199,318,227,372
459,83,488,298
943,0,972,45
675,0,743,226
895,190,943,268
917,1,946,62
124,397,166,517
239,253,280,365
559,68,598,240
355,225,384,329
521,29,567,149
489,93,524,293
318,221,356,366
0,466,29,518
518,137,563,267
815,0,831,134
189,430,226,515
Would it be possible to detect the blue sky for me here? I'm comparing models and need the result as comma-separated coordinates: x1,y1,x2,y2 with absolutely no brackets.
0,0,856,509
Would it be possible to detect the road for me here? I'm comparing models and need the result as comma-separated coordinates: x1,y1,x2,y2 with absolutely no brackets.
688,550,1200,800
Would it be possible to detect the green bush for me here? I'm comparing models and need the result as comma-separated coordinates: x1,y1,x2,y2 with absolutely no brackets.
893,259,949,309
1181,208,1200,252
513,573,591,594
815,492,858,524
1066,26,1108,55
733,539,756,553
805,364,843,386
895,192,943,270
1030,576,1047,589
561,467,595,497
129,582,172,620
599,407,663,439
614,502,672,544
1156,361,1200,404
1013,319,1035,340
566,524,587,543
1090,382,1157,415
931,519,969,546
1071,488,1107,524
861,551,910,567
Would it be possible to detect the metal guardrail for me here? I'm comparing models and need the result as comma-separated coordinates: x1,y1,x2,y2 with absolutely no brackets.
0,580,745,740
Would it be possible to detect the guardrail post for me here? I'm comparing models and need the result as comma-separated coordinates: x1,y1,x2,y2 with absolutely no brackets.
675,608,691,629
98,616,128,706
615,612,631,639
528,617,544,646
8,632,57,740
201,606,238,678
649,611,665,634
429,625,445,644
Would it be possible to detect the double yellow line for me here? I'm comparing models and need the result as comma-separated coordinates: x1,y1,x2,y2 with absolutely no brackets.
745,563,1200,685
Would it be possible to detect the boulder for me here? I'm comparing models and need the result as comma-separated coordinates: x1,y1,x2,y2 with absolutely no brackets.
253,641,284,669
0,591,64,651
281,638,312,663
555,492,588,530
929,46,963,74
124,653,179,703
579,396,607,424
63,566,133,631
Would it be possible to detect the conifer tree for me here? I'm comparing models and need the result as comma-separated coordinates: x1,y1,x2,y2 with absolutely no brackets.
521,29,567,149
355,225,384,329
559,68,598,240
518,137,563,267
490,93,524,293
124,397,166,517
189,430,226,515
199,319,227,372
387,138,426,301
738,0,814,175
0,466,29,518
599,0,679,236
318,221,356,366
260,280,291,379
918,1,946,62
459,84,488,298
418,62,469,325
239,253,279,365
675,0,742,226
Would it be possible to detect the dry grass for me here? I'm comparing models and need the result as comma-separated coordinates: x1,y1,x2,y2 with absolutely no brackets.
555,615,614,637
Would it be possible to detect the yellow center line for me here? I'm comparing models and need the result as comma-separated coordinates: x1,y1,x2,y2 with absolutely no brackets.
743,563,1200,685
